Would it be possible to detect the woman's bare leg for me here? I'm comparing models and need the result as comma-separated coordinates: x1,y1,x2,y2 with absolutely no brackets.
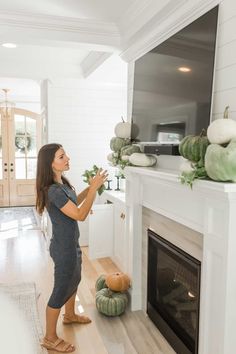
64,291,77,317
64,291,91,323
43,305,75,352
45,305,61,341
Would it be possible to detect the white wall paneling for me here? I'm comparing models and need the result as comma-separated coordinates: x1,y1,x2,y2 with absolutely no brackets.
44,58,128,245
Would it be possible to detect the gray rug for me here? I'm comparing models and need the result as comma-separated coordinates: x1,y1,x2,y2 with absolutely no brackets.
0,282,47,354
0,207,38,229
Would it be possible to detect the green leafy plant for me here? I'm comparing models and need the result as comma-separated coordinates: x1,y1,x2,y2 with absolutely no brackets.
82,165,106,195
108,150,132,177
179,164,208,189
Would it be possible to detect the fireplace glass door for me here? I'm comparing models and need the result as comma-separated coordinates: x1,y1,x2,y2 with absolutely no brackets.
147,229,201,354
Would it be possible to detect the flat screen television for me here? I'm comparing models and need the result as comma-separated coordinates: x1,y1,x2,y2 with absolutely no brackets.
131,6,219,155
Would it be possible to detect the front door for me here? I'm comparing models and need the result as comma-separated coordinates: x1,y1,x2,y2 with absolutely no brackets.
0,107,41,207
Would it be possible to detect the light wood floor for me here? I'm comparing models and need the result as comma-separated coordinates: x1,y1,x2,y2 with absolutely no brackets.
0,216,175,354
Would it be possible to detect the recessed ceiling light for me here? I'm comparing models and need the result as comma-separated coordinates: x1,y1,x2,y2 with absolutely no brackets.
178,66,191,73
2,43,17,48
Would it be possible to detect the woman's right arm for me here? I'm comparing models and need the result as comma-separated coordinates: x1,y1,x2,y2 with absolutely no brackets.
60,169,107,221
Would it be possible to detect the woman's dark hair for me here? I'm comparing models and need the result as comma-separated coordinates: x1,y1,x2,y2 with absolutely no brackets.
36,143,73,214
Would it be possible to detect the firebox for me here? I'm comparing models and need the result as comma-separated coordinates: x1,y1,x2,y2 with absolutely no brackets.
147,229,201,354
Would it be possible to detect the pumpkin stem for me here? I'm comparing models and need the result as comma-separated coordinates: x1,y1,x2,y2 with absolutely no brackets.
199,128,206,137
121,116,125,123
223,106,230,119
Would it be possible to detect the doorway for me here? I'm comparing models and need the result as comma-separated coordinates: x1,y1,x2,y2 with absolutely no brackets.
0,107,41,207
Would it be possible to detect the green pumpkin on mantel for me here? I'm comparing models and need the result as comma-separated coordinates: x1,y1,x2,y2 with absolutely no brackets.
205,139,236,182
179,129,209,166
95,288,128,316
110,137,130,152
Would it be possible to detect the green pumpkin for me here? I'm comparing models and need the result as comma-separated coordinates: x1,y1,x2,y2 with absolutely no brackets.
95,274,108,292
95,288,128,316
120,144,141,157
179,129,209,166
205,139,236,182
110,137,130,152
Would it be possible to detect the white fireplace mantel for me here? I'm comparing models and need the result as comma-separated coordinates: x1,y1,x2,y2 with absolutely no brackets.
124,166,236,354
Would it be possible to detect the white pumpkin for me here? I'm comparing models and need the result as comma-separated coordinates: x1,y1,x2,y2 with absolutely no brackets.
129,153,157,167
114,117,131,139
207,106,236,144
179,159,194,173
121,155,130,161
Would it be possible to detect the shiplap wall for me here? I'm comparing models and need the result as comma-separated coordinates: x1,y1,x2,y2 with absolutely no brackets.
46,75,127,246
47,79,127,192
213,0,236,120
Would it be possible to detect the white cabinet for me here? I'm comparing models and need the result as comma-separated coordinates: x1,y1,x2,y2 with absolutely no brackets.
113,203,126,272
88,203,114,259
88,191,127,271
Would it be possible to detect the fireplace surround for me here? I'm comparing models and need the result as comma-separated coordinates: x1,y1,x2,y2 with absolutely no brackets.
125,165,236,354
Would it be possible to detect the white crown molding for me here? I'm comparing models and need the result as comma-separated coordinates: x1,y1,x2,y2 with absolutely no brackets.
0,10,121,47
120,0,220,62
118,0,153,32
119,0,169,40
80,51,112,78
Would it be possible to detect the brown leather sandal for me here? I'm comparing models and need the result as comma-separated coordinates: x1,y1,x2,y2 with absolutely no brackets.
63,314,92,325
41,337,75,353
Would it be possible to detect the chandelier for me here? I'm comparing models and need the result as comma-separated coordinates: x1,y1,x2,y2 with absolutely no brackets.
0,88,15,117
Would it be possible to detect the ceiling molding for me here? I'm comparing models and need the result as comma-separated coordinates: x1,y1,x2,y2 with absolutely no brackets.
119,0,168,40
118,0,152,31
120,0,219,62
0,10,121,47
80,51,112,78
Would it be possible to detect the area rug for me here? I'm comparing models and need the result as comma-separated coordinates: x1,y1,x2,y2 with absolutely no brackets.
0,207,38,229
0,282,47,354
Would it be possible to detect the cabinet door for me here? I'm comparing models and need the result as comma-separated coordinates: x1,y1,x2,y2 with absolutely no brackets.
114,204,126,271
89,203,114,259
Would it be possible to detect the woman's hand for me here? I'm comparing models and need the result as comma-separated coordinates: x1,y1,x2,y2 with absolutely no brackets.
61,168,108,221
90,169,108,191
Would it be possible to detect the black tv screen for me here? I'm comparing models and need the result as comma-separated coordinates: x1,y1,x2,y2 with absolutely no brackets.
131,6,219,147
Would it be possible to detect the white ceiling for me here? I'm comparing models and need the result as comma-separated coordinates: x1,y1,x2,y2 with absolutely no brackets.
0,44,89,79
0,78,40,98
0,0,173,82
0,0,134,21
0,0,140,81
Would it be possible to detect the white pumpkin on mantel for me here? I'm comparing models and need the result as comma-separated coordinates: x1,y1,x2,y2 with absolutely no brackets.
179,159,194,173
129,153,157,167
207,106,236,144
114,117,131,139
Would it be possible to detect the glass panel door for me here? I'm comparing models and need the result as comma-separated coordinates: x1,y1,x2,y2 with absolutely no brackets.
14,115,37,180
0,109,10,206
0,108,41,207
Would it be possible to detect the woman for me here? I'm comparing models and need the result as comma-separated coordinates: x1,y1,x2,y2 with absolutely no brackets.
36,143,107,353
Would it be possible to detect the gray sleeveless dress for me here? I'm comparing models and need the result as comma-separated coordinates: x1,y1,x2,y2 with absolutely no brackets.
47,183,82,309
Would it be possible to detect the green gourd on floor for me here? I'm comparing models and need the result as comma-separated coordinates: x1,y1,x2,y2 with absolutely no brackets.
95,274,108,292
95,288,128,316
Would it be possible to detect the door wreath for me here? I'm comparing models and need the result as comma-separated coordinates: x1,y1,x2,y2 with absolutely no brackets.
0,133,32,152
15,132,32,153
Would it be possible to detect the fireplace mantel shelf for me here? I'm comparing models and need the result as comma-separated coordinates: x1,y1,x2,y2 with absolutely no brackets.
124,165,236,354
126,166,236,195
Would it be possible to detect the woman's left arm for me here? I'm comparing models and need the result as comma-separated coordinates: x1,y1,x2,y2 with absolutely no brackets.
77,186,90,205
